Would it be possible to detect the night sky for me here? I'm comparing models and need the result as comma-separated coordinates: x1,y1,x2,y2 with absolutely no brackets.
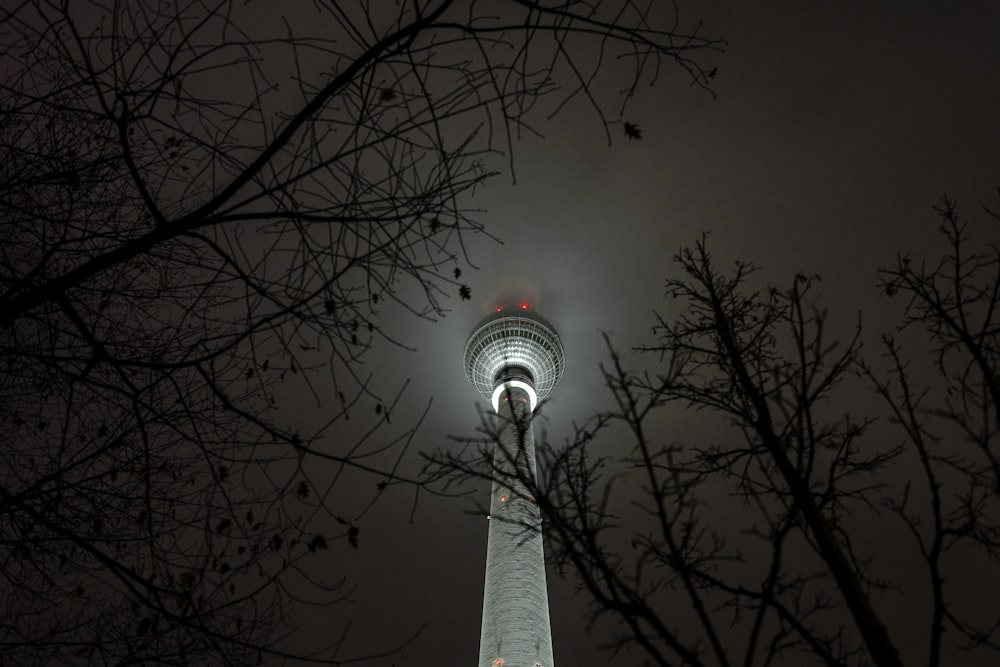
275,3,1000,664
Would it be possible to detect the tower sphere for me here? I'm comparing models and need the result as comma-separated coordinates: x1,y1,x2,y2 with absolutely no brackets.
464,306,564,412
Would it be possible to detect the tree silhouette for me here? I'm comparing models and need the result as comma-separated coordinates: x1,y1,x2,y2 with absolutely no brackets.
434,195,999,666
0,1,721,664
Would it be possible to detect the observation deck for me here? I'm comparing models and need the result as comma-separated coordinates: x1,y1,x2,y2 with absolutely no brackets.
464,307,564,412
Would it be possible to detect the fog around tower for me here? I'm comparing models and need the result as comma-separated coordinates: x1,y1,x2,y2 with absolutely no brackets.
275,3,1000,663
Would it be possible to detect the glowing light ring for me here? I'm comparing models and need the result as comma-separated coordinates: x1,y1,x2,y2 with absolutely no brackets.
465,311,564,413
491,380,538,412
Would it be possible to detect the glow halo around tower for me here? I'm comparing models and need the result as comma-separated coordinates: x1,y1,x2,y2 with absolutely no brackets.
464,309,564,413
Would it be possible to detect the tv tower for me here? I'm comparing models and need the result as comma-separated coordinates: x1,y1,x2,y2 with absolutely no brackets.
464,304,565,667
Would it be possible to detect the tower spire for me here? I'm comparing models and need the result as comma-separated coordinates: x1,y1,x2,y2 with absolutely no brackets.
465,306,564,667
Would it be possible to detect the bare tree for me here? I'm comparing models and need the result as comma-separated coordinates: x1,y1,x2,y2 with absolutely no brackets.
865,195,1000,665
0,1,721,664
434,197,999,666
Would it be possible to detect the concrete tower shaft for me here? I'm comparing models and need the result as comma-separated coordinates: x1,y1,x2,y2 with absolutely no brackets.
480,386,551,667
465,308,564,667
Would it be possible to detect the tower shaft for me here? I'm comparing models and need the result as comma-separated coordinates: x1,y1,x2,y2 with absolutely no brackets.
478,384,553,667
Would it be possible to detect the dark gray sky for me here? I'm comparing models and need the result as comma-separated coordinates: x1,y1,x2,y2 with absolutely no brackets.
287,3,1000,664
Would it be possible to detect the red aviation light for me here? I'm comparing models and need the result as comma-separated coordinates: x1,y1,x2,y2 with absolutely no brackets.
519,303,528,310
495,307,502,312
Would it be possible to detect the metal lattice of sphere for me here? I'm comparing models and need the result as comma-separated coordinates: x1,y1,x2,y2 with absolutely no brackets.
464,309,564,409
